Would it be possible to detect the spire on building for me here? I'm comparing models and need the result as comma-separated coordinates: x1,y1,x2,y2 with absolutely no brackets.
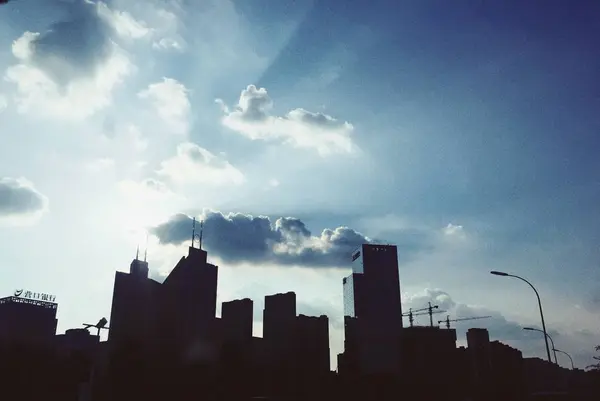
191,217,204,250
144,233,148,262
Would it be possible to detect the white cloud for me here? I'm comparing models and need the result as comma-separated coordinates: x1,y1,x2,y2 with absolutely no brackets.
102,123,148,153
0,177,48,226
138,78,191,134
0,94,7,111
268,178,280,187
5,34,133,121
97,1,151,40
157,142,245,186
150,9,185,51
218,85,356,155
443,223,466,239
86,158,116,173
118,178,176,201
152,37,184,51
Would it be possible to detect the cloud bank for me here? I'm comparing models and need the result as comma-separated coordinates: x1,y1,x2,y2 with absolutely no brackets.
152,211,372,267
218,85,356,155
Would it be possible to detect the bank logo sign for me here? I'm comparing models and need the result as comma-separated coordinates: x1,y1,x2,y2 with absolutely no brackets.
14,289,56,303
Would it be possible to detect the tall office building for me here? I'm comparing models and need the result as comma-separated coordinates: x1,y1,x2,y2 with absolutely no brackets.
295,314,330,377
0,293,58,347
108,255,160,352
263,291,296,342
263,292,296,370
342,244,403,376
222,298,253,343
159,246,218,356
467,328,493,398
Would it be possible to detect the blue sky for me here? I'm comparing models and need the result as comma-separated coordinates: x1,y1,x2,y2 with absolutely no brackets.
1,0,599,369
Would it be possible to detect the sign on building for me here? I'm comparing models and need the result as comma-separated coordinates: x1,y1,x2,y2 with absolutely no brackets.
14,289,56,303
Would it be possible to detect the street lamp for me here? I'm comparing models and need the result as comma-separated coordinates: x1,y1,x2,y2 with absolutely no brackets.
553,348,575,370
490,271,553,363
523,327,558,364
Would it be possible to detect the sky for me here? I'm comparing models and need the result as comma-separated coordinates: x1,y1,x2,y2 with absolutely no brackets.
1,0,599,370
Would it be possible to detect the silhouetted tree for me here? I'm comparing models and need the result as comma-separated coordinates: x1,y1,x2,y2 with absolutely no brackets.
587,345,600,371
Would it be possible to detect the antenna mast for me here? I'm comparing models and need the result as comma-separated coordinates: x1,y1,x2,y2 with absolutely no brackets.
191,217,203,249
192,217,196,248
144,233,148,262
199,220,204,250
136,244,140,261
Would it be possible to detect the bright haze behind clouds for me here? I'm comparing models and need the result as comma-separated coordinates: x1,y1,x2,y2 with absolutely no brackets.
1,0,599,370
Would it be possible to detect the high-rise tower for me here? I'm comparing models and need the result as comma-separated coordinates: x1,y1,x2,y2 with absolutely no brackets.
342,244,402,375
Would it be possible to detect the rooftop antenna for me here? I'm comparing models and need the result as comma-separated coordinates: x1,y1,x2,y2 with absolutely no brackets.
199,220,204,250
136,244,140,261
144,233,148,262
192,217,202,249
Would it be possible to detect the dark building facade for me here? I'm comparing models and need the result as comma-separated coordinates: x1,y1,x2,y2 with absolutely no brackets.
401,326,458,396
342,244,403,376
295,314,330,377
489,340,525,399
0,295,58,347
108,256,160,353
262,292,297,394
159,246,219,359
467,328,493,399
221,298,253,343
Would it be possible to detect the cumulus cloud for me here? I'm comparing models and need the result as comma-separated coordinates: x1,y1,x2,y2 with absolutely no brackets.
97,1,151,40
0,94,7,111
151,211,373,267
217,85,356,155
138,78,191,134
4,0,133,120
0,177,48,225
157,142,244,186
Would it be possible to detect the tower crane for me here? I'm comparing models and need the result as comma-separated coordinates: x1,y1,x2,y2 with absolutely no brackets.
402,302,445,327
438,315,492,329
83,317,109,337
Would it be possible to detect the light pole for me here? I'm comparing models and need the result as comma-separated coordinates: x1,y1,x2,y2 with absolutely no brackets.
553,348,575,370
523,327,558,364
490,271,553,363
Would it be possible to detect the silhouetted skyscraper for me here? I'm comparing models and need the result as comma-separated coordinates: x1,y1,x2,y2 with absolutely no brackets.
342,244,403,376
263,291,296,343
159,246,218,355
295,314,330,377
263,292,296,377
108,255,159,351
467,328,492,399
222,298,253,343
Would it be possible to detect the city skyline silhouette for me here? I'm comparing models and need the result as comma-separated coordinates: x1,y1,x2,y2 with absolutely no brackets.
2,237,599,400
1,1,600,399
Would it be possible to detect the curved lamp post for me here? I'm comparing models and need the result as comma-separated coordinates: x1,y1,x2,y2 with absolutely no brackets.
490,271,552,363
553,348,575,370
523,327,558,364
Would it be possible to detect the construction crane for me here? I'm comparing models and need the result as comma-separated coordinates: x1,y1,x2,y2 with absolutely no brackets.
439,315,492,329
402,302,445,327
83,317,109,337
